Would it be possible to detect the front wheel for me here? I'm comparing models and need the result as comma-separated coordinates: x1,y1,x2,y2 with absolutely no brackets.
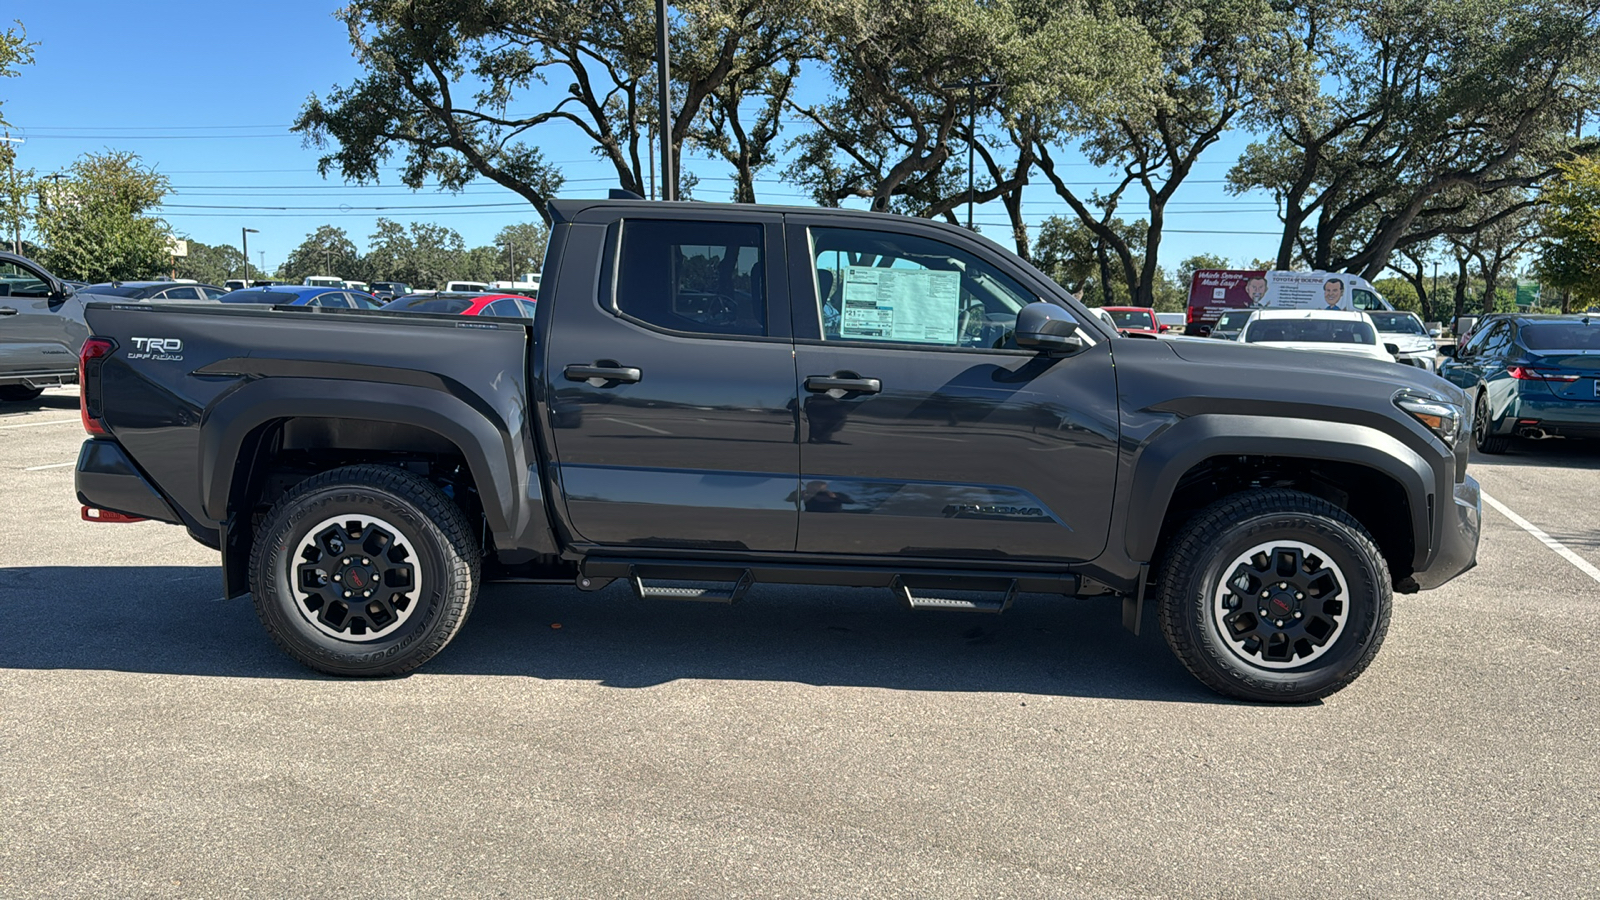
1157,489,1392,703
249,464,481,676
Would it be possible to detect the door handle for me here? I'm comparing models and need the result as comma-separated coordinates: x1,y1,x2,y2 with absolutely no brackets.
565,363,642,385
805,375,881,395
0,307,17,316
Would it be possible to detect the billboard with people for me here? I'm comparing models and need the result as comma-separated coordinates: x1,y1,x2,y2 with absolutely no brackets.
1185,269,1391,334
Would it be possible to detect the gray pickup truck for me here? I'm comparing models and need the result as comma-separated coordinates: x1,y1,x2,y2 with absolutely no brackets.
72,199,1481,702
0,252,89,401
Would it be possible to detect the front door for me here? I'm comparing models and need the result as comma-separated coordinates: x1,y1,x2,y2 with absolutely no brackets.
0,258,84,379
787,220,1120,562
546,211,798,552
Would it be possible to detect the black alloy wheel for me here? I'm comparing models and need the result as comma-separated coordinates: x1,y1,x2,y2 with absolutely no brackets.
250,464,480,676
1474,392,1509,454
1158,489,1391,703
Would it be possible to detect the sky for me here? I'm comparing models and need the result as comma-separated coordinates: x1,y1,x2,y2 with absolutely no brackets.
2,0,1286,275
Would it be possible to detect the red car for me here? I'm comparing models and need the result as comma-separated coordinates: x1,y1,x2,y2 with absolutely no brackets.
380,292,536,318
1099,306,1166,335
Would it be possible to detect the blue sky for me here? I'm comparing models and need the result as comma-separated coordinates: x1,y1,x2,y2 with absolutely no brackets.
3,0,1284,274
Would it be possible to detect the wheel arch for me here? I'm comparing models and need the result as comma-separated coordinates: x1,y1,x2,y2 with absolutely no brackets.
1129,415,1433,580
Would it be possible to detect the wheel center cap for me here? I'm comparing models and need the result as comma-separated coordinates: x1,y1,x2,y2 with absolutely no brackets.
341,564,376,592
1266,592,1297,620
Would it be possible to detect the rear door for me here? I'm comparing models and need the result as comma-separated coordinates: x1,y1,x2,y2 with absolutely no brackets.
786,218,1120,562
545,208,798,552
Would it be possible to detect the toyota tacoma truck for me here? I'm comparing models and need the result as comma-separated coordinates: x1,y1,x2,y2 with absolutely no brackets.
72,198,1481,702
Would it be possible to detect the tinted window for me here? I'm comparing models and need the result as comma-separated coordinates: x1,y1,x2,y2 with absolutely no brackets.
201,287,225,300
1107,309,1155,329
344,292,382,309
1215,310,1253,331
615,219,766,337
163,286,201,300
1520,322,1600,351
1245,318,1377,345
1352,288,1383,310
483,298,531,318
1368,312,1427,334
222,290,299,304
1481,322,1514,358
388,297,475,315
309,292,350,308
809,226,1040,350
85,284,144,298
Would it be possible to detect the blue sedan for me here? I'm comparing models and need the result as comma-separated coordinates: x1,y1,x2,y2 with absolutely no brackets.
219,285,383,309
1441,314,1600,453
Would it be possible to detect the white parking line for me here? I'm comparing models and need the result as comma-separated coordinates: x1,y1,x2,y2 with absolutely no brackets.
24,461,75,471
0,418,79,430
1482,490,1600,586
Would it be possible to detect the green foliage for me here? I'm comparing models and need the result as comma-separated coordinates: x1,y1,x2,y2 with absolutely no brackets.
1177,254,1230,288
35,151,171,282
1536,155,1600,305
0,19,38,129
1228,0,1599,277
493,222,549,277
279,226,361,284
1372,277,1423,315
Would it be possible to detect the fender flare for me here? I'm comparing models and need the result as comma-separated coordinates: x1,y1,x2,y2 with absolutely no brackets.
198,377,527,544
1124,414,1435,570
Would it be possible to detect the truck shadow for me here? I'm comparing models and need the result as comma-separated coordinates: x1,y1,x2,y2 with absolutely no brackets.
0,566,1227,704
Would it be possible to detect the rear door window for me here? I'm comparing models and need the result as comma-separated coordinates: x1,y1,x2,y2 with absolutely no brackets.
614,220,767,337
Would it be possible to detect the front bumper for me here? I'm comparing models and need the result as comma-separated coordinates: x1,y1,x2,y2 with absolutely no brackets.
75,439,182,524
1411,474,1481,590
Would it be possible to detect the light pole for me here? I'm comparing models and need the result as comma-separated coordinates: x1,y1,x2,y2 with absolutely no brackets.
1432,261,1439,309
258,250,266,274
656,0,674,201
241,227,258,284
1,134,23,255
938,79,997,230
503,240,515,282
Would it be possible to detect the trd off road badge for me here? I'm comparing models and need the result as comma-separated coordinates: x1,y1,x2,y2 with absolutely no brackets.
128,337,184,361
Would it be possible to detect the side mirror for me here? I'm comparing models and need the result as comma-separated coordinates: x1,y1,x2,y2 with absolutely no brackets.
1437,344,1455,359
1159,324,1171,333
1384,342,1401,356
1016,301,1085,354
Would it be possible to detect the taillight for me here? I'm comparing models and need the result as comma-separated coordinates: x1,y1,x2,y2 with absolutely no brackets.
1187,306,1200,323
79,337,115,435
1507,366,1580,383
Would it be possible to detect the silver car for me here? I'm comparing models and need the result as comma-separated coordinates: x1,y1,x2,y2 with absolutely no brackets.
0,253,91,402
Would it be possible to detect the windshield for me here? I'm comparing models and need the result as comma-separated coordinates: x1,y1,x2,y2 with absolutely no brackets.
1367,312,1427,335
384,296,475,315
1245,318,1376,345
1107,309,1154,329
222,290,301,305
1215,311,1253,331
1521,322,1600,351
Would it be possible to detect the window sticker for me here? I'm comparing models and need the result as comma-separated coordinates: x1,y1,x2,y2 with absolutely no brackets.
839,266,960,344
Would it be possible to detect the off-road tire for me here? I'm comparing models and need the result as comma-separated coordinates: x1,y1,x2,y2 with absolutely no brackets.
0,385,44,402
1474,393,1509,454
250,464,480,676
1157,489,1391,703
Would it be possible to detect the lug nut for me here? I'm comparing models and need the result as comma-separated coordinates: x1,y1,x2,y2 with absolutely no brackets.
1294,611,1303,618
343,591,352,598
1275,619,1285,627
1260,591,1270,598
362,591,371,598
1295,592,1304,600
332,574,341,582
1258,608,1268,617
343,558,351,565
361,558,369,565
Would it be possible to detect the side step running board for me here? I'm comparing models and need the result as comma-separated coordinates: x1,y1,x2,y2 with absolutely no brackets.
892,576,1017,614
629,567,753,604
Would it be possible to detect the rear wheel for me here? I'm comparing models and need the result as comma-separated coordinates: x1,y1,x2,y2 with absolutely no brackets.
1157,489,1391,703
249,464,480,676
1473,392,1509,454
0,385,44,402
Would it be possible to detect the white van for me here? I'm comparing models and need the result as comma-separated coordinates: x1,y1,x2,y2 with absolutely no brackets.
303,276,344,289
444,281,490,293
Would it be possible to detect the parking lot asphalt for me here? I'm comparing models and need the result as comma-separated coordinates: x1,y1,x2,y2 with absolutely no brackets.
2,387,1597,899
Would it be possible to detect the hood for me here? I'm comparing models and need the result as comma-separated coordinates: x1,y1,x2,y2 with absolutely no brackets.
1161,335,1462,403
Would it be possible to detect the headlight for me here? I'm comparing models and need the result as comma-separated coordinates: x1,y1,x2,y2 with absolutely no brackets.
1395,390,1462,447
